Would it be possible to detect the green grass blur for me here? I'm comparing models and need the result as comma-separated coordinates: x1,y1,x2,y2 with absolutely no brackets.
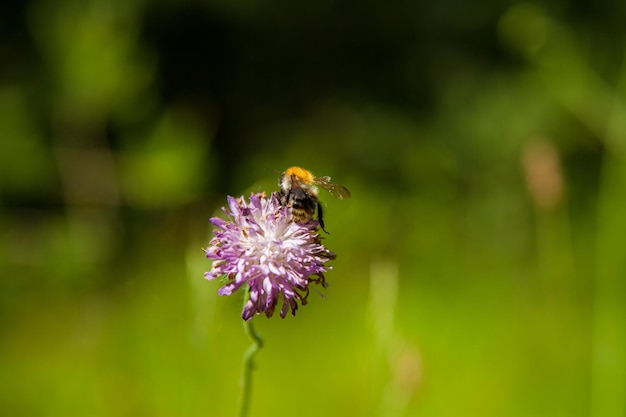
1,1,626,416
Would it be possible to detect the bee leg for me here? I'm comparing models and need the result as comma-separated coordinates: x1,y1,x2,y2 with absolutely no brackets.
317,201,329,234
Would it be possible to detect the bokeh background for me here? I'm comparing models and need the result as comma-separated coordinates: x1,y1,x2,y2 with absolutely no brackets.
2,0,626,416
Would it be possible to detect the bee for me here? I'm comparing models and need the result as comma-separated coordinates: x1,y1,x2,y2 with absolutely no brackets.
278,166,351,233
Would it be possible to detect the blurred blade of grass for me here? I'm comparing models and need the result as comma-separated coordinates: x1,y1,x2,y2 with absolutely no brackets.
593,157,626,417
501,5,626,415
591,47,626,417
500,7,626,416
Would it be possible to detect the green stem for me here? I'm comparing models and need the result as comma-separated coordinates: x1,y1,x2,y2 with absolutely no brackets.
238,293,263,417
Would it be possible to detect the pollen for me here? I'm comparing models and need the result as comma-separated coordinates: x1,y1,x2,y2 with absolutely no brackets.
284,166,315,185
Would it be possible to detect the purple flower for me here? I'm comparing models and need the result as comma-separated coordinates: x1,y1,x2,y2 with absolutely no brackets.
204,192,336,320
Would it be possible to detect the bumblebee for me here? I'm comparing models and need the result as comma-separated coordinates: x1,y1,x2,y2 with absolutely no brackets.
278,166,351,233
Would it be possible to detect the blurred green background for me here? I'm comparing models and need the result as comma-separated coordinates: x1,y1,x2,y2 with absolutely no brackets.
2,0,626,416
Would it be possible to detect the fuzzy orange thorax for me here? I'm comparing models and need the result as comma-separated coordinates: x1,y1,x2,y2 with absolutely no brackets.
284,166,315,185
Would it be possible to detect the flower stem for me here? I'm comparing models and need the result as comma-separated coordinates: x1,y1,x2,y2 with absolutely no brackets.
238,294,263,417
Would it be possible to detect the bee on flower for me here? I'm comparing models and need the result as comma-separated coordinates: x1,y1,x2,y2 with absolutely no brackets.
204,168,349,320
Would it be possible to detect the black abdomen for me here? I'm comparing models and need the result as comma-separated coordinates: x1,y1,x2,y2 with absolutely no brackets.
279,188,317,222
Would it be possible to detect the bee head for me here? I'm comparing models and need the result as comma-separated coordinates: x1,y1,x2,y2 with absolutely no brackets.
280,167,318,195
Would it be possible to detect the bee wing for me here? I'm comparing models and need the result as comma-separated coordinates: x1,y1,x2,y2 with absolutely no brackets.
314,176,351,199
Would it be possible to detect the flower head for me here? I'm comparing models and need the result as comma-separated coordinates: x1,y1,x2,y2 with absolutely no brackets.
204,192,336,320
